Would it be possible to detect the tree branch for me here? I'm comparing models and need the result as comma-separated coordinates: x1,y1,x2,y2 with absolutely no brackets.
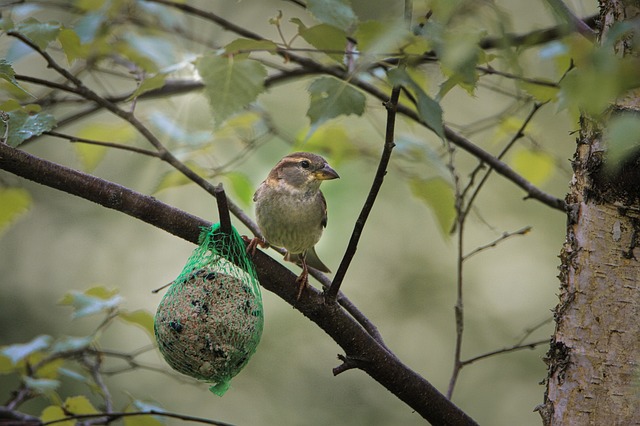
0,143,478,425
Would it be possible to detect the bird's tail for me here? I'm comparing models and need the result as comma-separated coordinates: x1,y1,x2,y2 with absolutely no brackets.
285,246,331,273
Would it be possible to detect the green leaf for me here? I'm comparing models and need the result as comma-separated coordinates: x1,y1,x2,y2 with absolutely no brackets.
307,0,358,30
355,20,410,56
307,76,366,126
388,68,445,139
0,187,31,236
127,73,166,101
1,335,52,365
24,376,60,393
119,310,155,337
604,113,640,172
51,336,93,354
59,289,122,319
510,148,554,186
196,55,267,125
41,406,74,426
154,162,209,193
518,81,559,103
438,31,481,88
410,177,455,236
0,59,31,96
2,109,56,147
290,19,347,62
58,28,85,64
15,18,61,50
64,395,100,415
224,38,278,55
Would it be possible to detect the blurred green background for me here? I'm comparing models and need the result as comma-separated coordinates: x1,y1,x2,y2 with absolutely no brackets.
0,0,597,425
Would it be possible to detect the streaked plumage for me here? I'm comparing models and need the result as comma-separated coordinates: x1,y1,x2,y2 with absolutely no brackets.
251,152,339,299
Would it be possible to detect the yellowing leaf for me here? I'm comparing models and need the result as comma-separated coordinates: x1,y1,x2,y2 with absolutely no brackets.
119,310,155,337
58,28,85,64
35,357,64,379
0,354,15,374
409,177,455,236
84,285,120,300
74,143,107,172
64,395,100,415
0,187,31,235
296,123,356,165
124,415,165,426
41,406,74,426
510,148,554,186
74,122,136,171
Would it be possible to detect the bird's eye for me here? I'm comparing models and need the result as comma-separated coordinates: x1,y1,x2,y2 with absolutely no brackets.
300,160,310,169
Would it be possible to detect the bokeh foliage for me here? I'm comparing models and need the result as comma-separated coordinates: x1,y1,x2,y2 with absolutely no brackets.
1,0,638,425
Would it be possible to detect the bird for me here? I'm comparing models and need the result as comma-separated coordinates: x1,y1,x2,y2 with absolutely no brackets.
247,152,339,300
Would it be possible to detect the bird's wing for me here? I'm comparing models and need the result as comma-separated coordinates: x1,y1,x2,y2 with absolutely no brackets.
319,191,328,228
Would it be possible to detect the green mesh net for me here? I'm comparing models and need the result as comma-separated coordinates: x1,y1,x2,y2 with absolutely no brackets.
154,223,264,396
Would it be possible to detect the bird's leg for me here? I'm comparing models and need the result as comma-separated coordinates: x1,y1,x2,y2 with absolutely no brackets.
243,236,269,255
295,256,309,301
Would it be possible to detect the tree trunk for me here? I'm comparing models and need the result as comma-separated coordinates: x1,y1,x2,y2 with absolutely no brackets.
539,2,640,425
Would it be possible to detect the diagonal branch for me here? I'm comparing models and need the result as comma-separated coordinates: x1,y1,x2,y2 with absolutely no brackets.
0,142,479,426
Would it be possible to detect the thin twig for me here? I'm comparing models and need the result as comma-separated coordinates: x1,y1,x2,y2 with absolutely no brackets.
45,131,160,157
41,410,236,426
81,352,114,413
446,144,465,400
459,102,547,223
463,226,532,262
460,339,549,367
477,66,560,88
325,85,401,303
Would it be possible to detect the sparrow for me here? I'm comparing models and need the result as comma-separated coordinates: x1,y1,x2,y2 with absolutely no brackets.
248,152,339,300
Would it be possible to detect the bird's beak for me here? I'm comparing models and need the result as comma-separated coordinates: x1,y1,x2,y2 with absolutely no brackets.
315,164,340,180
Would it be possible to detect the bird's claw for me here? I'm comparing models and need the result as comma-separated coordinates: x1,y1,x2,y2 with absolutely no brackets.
295,271,308,301
244,236,269,255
